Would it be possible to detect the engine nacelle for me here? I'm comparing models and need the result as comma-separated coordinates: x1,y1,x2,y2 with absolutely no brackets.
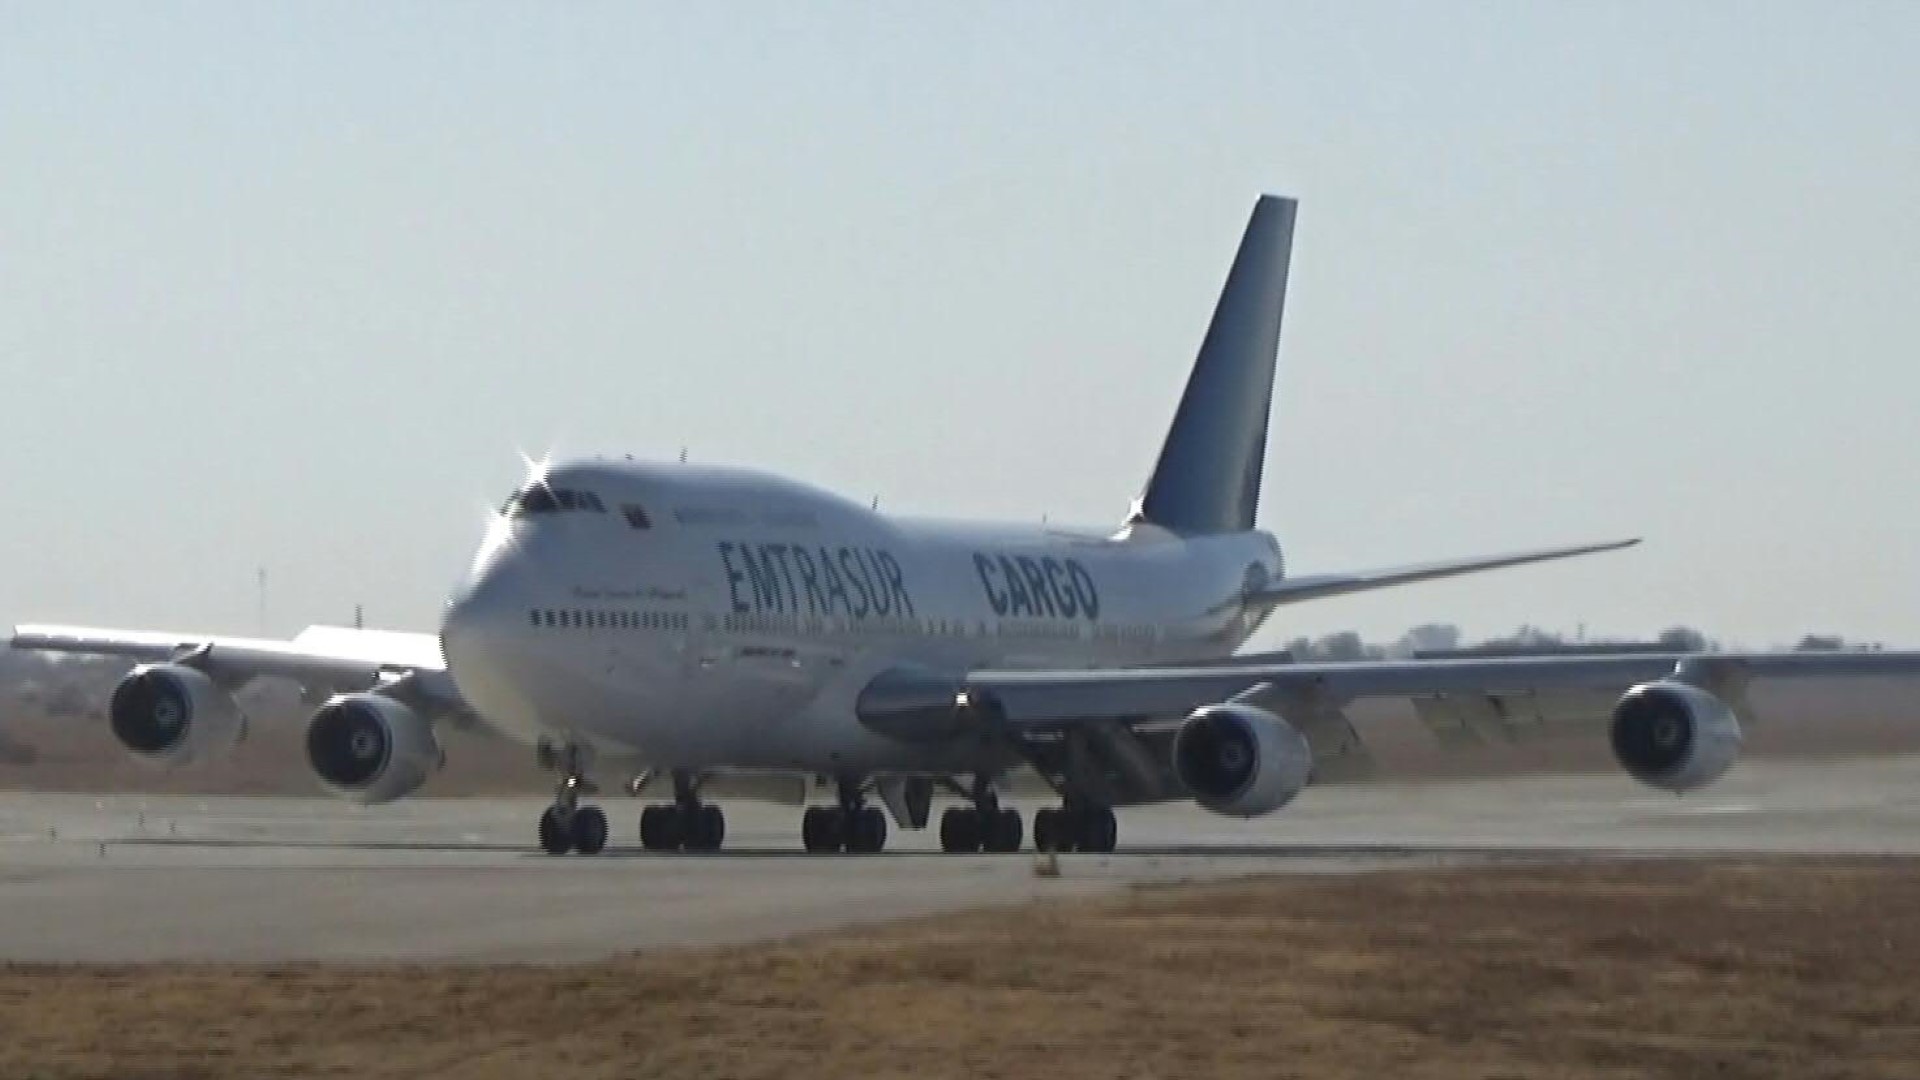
108,663,244,765
304,693,441,804
1171,702,1313,817
1609,680,1743,793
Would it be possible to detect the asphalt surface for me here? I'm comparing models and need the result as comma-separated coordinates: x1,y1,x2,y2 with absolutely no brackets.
3,755,1918,962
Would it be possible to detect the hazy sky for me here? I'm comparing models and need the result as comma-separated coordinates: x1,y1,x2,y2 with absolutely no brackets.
2,3,1915,650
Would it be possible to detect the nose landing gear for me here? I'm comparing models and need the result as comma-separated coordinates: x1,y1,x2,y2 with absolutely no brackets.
536,743,608,856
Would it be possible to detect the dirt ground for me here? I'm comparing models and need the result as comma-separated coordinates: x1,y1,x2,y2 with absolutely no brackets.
2,858,1916,1080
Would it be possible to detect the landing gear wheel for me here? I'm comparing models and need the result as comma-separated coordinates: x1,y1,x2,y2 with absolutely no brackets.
984,808,1023,853
802,806,845,853
847,806,888,854
685,805,726,852
639,805,680,851
1033,808,1071,853
570,805,609,855
1078,807,1117,854
538,806,572,855
939,806,982,853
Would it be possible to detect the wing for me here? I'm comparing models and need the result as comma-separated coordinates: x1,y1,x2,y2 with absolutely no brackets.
957,650,1920,804
9,623,465,717
1251,538,1641,607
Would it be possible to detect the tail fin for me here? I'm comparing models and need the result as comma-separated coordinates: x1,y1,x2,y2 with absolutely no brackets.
1137,195,1297,534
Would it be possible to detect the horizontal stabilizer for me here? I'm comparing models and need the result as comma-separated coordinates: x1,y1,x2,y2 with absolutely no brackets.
1248,538,1641,608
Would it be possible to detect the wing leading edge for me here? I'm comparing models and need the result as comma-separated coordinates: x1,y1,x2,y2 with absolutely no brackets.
966,649,1920,730
9,623,461,713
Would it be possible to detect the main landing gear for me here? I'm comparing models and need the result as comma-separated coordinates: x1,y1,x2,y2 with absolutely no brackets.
536,742,609,856
638,770,726,853
938,776,1023,854
1032,799,1118,854
801,778,889,854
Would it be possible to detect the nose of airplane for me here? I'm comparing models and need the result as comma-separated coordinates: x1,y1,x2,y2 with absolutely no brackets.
439,537,526,679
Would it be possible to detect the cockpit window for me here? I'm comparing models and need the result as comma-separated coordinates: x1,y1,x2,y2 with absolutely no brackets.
621,503,652,530
501,486,607,518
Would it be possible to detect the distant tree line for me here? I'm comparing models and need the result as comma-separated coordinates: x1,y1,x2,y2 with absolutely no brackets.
1280,624,1883,662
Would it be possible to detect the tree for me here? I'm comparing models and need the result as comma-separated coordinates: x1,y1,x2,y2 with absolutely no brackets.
1399,623,1462,655
1656,625,1712,653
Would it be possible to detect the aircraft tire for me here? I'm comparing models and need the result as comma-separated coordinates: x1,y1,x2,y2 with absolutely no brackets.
570,805,609,855
685,805,725,852
802,806,844,853
640,805,682,851
538,806,572,855
985,808,1023,853
847,806,888,854
939,806,981,853
1033,808,1072,853
1078,807,1117,854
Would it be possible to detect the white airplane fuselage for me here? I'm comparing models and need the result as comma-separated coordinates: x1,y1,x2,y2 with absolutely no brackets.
439,459,1282,776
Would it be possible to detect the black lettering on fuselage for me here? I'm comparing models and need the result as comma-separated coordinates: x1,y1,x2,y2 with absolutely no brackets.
1067,559,1101,620
836,547,873,616
974,553,1008,615
740,544,785,613
972,550,1101,621
1041,557,1078,617
1014,556,1057,617
789,546,826,615
875,550,915,617
766,543,802,613
819,546,854,615
994,555,1030,615
711,540,915,622
718,541,749,614
850,548,887,616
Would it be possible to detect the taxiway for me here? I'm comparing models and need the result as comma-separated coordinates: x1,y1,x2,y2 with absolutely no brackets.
2,755,1917,962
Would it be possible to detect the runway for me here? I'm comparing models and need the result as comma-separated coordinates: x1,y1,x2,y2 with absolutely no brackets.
2,755,1918,963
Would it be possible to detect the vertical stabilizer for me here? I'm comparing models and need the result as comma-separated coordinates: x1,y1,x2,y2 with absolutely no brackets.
1138,195,1296,534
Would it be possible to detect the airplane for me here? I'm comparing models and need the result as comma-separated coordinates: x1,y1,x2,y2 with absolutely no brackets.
14,195,1920,857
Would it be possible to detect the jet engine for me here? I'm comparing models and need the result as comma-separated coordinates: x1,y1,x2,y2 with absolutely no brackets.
304,693,441,804
107,663,244,765
1171,702,1313,817
1609,680,1743,793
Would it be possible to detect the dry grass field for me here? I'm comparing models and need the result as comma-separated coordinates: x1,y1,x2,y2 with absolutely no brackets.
2,858,1916,1079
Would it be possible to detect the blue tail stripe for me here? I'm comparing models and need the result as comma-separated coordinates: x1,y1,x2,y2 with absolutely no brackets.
1139,195,1296,535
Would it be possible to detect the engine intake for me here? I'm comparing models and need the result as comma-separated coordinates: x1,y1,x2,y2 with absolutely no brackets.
1609,680,1743,793
1171,702,1313,817
305,693,441,804
108,663,243,765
